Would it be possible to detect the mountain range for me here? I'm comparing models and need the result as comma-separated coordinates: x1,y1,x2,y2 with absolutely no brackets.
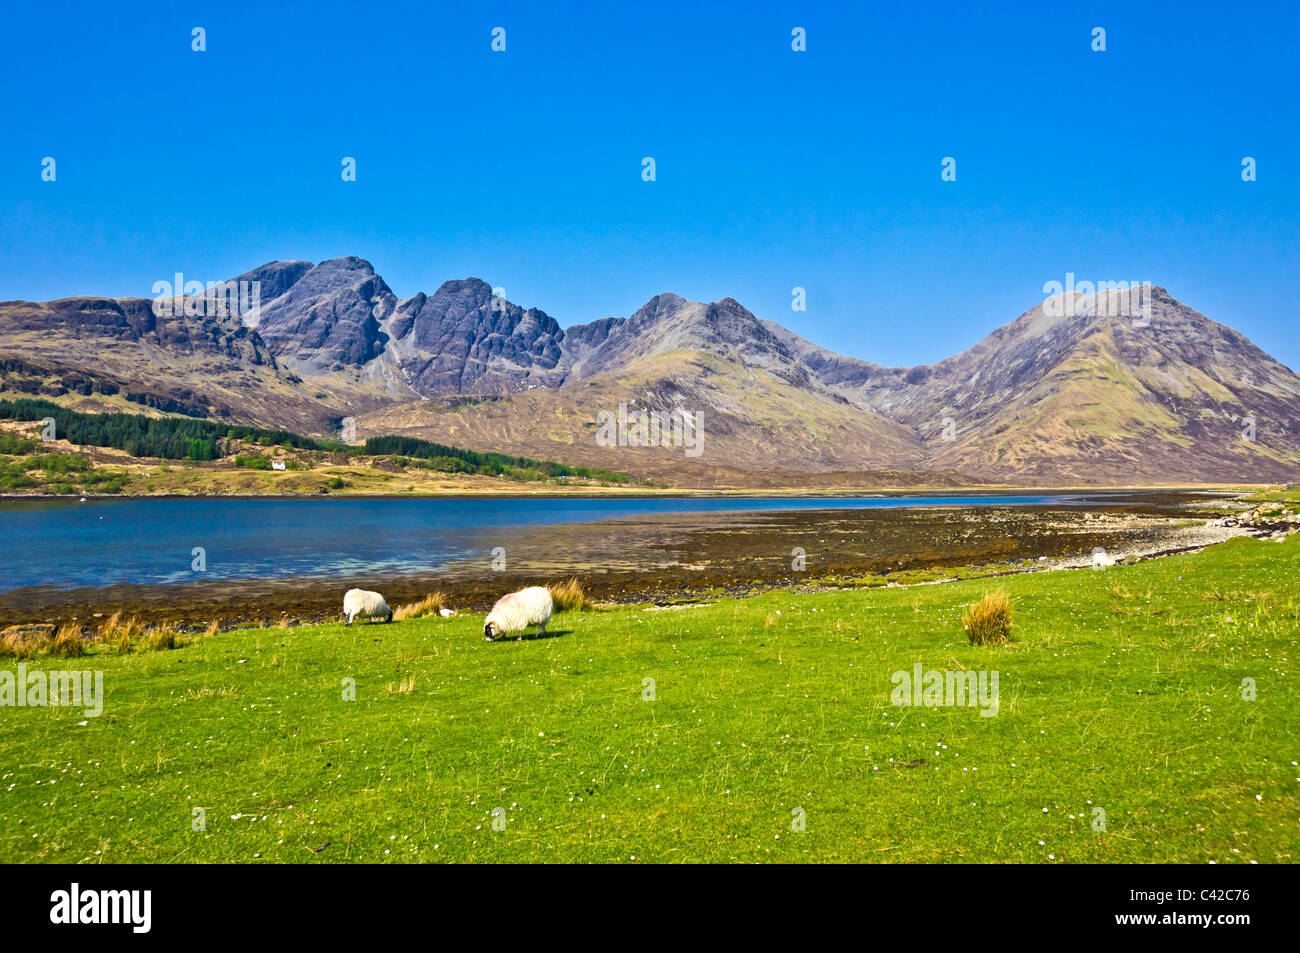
2,256,1297,485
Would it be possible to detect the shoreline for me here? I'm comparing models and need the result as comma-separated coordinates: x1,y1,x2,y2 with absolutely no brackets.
3,490,1278,632
0,484,1262,501
0,526,1252,634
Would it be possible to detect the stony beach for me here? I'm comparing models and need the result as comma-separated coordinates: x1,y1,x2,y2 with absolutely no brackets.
4,489,1292,636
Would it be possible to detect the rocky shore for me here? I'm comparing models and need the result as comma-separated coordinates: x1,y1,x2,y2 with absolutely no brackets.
5,490,1292,643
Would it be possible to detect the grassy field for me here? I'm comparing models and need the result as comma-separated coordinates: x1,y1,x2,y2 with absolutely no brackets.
1,535,1297,863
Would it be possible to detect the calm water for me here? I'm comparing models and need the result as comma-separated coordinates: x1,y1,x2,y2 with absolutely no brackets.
0,495,1072,592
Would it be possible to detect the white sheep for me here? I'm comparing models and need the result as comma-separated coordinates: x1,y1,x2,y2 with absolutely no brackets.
343,588,392,625
484,586,553,641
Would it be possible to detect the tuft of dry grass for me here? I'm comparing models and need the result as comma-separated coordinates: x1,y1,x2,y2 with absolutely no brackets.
145,626,181,652
101,614,143,654
386,675,417,695
1,630,44,659
204,619,220,639
48,625,85,658
962,589,1014,645
393,592,448,621
547,578,587,613
100,612,123,638
0,623,84,658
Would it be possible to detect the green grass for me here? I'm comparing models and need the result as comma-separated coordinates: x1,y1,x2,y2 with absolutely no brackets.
1249,487,1300,504
2,536,1297,863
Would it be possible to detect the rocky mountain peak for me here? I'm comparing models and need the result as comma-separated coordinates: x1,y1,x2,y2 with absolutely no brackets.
248,257,396,372
383,278,566,396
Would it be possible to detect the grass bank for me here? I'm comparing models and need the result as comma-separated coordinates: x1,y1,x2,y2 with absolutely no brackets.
1,535,1296,863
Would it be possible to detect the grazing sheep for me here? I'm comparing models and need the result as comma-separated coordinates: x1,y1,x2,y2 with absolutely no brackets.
484,586,553,641
343,588,392,626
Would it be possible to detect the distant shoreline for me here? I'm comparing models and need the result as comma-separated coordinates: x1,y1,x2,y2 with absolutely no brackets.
0,484,1256,502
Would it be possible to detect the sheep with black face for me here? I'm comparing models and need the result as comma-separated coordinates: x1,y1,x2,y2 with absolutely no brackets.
484,586,553,641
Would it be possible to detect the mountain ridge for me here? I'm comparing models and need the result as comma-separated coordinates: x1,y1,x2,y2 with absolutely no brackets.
1,256,1297,485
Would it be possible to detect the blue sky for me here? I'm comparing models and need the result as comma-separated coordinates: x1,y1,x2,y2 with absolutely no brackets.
1,1,1296,369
